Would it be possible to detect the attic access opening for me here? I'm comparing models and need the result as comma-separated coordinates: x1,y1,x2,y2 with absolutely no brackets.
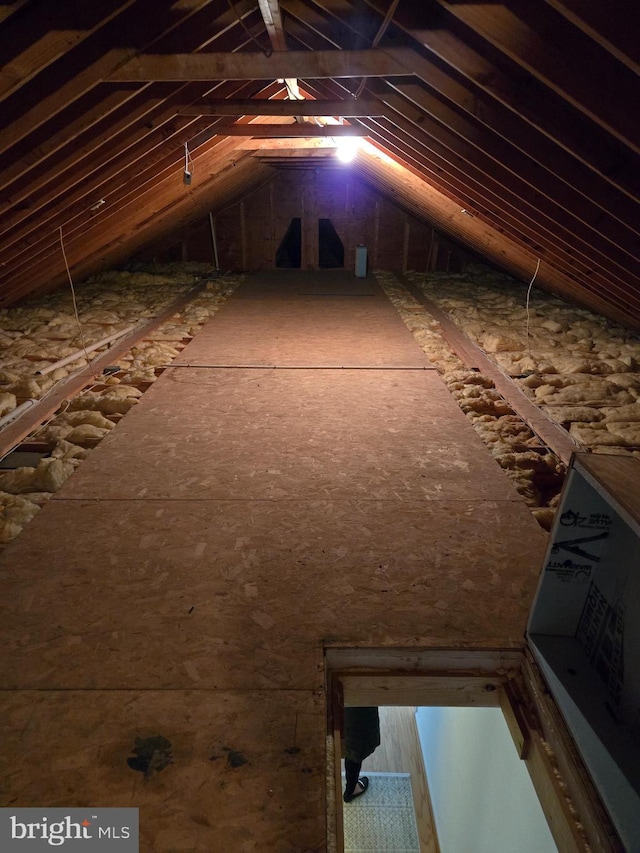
276,218,302,269
326,648,622,853
318,219,344,269
275,218,345,269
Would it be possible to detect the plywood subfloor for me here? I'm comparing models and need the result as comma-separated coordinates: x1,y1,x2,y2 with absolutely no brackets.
58,367,517,502
1,689,325,853
2,497,541,691
0,271,549,851
174,271,432,367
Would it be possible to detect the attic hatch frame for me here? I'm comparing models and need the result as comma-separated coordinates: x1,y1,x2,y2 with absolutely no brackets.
325,647,623,853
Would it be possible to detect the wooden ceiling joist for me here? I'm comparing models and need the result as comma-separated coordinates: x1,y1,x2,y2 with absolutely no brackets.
108,48,412,82
205,123,366,136
179,98,382,116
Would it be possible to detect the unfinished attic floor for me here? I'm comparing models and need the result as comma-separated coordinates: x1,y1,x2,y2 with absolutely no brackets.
0,270,548,851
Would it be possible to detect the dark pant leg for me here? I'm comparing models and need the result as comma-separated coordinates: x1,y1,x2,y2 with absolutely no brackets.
344,758,362,799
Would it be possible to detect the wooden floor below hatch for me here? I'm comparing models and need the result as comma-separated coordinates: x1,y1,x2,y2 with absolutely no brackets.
0,270,548,852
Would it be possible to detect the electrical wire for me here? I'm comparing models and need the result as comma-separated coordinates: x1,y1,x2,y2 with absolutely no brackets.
59,226,96,376
525,257,541,357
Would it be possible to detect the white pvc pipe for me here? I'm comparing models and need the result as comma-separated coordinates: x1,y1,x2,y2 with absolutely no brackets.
0,398,37,431
35,325,137,375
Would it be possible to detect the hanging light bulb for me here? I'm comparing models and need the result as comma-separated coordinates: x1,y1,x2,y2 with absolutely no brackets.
335,136,359,163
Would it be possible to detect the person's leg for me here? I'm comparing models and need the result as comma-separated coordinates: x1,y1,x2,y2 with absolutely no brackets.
343,759,369,802
344,758,361,798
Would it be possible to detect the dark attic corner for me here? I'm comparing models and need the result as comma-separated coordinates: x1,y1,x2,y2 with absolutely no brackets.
0,1,639,851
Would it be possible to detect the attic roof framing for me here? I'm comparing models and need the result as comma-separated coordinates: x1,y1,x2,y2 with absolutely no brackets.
0,0,637,331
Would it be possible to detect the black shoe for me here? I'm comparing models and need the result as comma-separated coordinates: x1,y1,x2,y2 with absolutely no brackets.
343,776,369,803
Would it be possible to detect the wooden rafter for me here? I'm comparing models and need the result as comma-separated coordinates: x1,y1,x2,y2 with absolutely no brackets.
370,79,640,266
382,3,640,198
257,0,288,51
543,0,640,73
0,0,138,102
256,0,302,104
431,0,640,154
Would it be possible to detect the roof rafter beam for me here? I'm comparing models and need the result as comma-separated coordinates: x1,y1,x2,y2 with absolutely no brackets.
257,0,288,52
108,48,412,81
318,1,640,206
178,98,383,116
256,0,301,104
0,0,138,102
430,0,639,155
543,0,640,73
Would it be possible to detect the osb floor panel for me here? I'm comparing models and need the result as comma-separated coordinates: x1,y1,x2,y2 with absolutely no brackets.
0,690,326,852
0,271,549,851
57,368,517,502
173,272,432,367
1,498,540,691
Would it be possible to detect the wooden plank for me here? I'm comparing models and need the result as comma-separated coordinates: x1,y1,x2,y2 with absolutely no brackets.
402,281,480,369
211,123,368,136
240,199,247,270
257,0,300,98
526,729,590,852
499,681,531,759
179,98,383,116
0,1,29,24
240,137,338,149
258,0,288,51
522,649,625,853
108,48,411,81
330,689,346,853
341,675,504,707
574,453,640,532
325,647,524,674
402,216,410,275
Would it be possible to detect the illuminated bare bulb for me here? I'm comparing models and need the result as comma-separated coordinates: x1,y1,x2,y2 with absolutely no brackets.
335,137,359,163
